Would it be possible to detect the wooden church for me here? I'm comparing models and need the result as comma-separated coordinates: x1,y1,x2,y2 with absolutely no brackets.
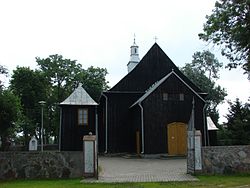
59,84,98,151
98,40,209,154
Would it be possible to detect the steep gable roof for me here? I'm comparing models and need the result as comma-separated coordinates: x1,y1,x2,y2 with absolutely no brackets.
130,70,205,108
110,43,203,94
60,84,97,106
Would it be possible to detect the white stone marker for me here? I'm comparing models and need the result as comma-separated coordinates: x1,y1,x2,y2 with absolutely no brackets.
29,136,38,151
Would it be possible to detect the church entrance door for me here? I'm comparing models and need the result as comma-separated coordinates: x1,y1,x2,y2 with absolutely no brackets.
167,122,187,155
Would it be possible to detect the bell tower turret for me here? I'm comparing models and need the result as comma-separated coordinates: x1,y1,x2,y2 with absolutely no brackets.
127,36,140,73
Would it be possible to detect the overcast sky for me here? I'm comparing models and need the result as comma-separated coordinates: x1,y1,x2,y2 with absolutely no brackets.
0,0,249,123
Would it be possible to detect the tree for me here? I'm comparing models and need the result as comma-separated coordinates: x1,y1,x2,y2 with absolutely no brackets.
181,51,227,124
0,65,8,90
0,65,7,74
0,90,21,150
222,98,250,145
75,66,109,101
191,51,223,79
10,67,49,145
36,54,83,102
199,0,250,74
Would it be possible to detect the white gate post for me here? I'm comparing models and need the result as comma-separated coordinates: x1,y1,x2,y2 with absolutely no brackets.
83,134,97,179
194,130,202,171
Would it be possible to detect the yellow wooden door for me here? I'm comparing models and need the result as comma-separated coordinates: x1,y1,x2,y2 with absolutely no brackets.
168,123,178,155
177,123,187,155
167,122,187,155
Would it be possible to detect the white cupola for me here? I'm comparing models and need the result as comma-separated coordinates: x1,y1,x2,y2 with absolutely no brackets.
127,37,140,73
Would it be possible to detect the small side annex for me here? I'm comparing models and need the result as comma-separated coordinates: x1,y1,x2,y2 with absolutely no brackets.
59,84,98,151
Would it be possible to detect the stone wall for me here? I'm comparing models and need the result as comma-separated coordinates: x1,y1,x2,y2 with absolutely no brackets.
202,145,250,174
0,151,83,179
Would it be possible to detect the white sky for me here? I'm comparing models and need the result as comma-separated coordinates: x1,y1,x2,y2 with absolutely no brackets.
0,0,249,123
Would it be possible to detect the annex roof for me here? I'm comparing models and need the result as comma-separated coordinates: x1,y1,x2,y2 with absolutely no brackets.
207,116,218,130
60,84,97,106
130,70,205,108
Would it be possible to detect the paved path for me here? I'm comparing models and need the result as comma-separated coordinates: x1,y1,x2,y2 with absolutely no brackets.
86,156,197,183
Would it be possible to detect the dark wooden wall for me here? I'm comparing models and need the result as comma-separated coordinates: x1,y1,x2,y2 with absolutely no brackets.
209,130,217,146
98,92,143,153
140,74,205,154
97,97,106,153
60,105,96,151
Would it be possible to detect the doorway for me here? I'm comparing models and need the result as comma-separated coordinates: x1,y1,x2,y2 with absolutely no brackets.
167,122,187,155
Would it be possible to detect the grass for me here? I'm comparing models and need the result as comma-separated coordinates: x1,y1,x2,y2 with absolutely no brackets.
0,174,250,188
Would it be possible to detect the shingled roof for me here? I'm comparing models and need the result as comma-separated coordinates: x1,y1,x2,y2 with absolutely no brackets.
110,43,203,94
60,84,97,106
130,70,205,108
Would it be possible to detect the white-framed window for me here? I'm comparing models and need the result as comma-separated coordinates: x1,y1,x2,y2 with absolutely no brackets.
78,108,88,126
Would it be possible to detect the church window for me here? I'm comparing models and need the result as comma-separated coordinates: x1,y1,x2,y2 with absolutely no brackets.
78,108,88,126
180,93,184,101
163,93,168,101
135,48,137,54
163,93,184,101
169,93,179,101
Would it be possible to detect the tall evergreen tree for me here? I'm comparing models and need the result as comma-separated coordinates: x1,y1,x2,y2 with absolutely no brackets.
224,98,250,145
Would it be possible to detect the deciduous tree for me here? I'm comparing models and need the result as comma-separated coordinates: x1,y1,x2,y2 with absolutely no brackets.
199,0,250,75
181,51,227,124
75,66,109,101
0,65,8,90
36,54,82,102
191,50,223,79
10,67,48,145
0,90,21,150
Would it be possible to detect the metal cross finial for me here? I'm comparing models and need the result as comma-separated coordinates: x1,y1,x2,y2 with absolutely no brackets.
134,33,136,44
154,36,158,43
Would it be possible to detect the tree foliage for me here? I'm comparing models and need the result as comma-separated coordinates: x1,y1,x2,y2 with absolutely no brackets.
10,67,49,144
0,90,21,134
191,51,223,79
0,65,8,90
181,51,227,123
199,0,250,74
219,98,250,145
36,54,83,102
11,67,48,110
75,66,109,101
0,90,21,150
36,54,109,102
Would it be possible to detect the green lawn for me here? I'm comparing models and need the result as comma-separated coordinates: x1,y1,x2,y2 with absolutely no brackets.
0,175,250,188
